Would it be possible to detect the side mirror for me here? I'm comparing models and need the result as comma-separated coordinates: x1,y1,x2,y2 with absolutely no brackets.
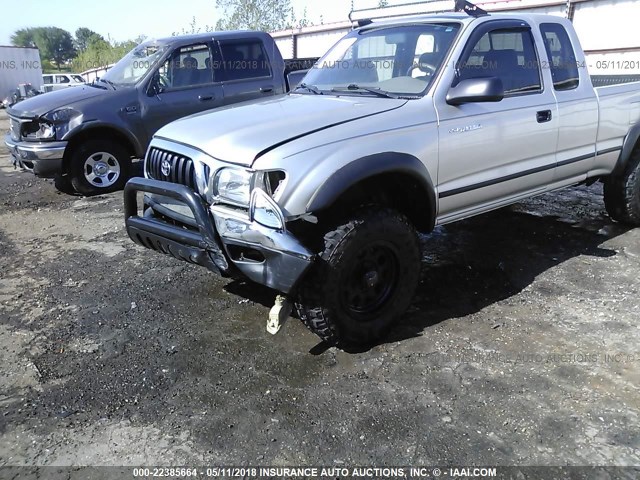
446,77,504,106
147,73,164,96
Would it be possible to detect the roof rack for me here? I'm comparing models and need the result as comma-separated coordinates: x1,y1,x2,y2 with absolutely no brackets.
349,0,488,28
454,0,488,17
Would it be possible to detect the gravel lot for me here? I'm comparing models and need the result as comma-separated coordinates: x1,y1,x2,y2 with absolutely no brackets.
0,109,638,468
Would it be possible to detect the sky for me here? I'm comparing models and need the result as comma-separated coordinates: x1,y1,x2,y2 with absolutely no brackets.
1,0,384,45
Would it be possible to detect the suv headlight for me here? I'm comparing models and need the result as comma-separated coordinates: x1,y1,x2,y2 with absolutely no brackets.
210,167,253,206
24,108,82,141
42,108,81,123
250,188,285,230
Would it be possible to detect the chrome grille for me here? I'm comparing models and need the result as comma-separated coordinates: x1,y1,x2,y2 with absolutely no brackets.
147,147,210,191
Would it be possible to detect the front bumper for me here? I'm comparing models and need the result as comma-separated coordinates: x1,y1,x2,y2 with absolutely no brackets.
5,134,67,177
124,177,313,294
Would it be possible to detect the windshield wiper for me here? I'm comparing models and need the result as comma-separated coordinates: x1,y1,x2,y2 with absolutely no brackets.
98,78,117,90
295,83,323,95
331,84,400,99
88,81,108,90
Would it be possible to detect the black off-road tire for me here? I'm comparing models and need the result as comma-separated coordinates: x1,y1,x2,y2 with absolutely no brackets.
68,140,131,196
604,148,640,227
295,208,421,346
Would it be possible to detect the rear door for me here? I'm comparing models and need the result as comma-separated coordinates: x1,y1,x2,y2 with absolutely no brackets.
142,41,224,138
435,20,559,221
539,22,598,184
217,38,279,104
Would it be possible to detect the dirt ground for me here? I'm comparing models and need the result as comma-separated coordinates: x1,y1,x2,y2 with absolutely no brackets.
0,109,638,469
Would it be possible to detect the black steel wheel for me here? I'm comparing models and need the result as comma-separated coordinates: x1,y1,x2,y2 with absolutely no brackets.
296,208,421,346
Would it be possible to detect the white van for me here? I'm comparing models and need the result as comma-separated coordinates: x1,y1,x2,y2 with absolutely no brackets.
41,73,86,92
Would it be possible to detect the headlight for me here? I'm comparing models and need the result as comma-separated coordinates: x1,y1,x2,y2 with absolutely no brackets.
211,168,253,206
250,188,285,230
35,122,55,139
42,108,81,123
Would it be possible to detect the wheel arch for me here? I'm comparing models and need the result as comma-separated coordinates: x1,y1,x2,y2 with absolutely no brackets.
306,152,437,233
613,121,640,177
62,124,141,173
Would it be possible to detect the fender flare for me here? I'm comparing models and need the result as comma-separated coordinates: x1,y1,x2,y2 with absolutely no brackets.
613,121,640,177
306,152,437,230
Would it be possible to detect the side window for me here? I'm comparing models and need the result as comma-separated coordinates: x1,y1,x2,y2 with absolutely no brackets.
159,44,214,89
218,39,271,81
43,75,52,84
458,28,542,96
540,23,579,91
58,75,70,84
412,33,437,79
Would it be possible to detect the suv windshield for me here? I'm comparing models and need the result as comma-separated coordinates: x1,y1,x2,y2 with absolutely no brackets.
101,43,168,87
301,23,461,98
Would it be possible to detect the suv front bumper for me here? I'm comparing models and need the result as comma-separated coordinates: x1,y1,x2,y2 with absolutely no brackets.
124,177,313,294
5,134,67,177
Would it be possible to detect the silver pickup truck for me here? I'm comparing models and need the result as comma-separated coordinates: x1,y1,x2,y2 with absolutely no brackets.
125,12,640,346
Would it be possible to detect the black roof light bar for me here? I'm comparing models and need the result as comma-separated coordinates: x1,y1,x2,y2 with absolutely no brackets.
349,0,489,29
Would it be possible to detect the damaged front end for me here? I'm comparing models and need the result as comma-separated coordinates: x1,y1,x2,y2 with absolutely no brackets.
124,152,314,294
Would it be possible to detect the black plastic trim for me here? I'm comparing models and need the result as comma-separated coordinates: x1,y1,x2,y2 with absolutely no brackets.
124,177,228,271
308,152,437,230
612,123,640,177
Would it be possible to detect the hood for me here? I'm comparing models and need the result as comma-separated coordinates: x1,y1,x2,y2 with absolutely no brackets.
155,94,407,166
7,84,108,119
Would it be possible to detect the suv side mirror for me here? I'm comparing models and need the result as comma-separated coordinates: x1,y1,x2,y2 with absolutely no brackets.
147,73,165,96
446,77,504,106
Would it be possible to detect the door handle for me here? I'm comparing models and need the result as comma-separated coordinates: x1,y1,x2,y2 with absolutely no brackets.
536,110,552,123
199,95,214,102
260,86,273,93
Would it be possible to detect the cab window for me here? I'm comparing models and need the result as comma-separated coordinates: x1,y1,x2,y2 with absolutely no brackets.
458,28,542,96
218,39,271,81
159,44,215,89
540,23,579,91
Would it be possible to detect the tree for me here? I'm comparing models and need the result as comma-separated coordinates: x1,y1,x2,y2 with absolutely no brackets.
36,27,77,71
75,27,104,52
172,16,214,36
11,26,76,71
10,28,38,48
72,36,140,73
215,0,293,31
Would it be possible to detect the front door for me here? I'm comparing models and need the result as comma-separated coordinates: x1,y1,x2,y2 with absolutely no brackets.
435,21,559,222
142,42,224,140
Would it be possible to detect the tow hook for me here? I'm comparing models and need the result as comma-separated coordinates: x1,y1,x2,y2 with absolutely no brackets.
267,295,292,335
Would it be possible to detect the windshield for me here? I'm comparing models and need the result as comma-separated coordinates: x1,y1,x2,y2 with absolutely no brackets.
301,23,461,97
101,43,168,86
71,75,85,83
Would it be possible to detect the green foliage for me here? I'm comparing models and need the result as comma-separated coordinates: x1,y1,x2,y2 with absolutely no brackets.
72,37,139,73
75,27,105,52
36,27,77,70
172,16,215,36
215,0,293,31
10,28,38,48
12,27,76,71
11,25,147,74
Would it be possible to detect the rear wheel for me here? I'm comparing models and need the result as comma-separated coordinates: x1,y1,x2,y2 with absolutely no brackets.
604,147,640,227
295,208,421,346
68,140,131,195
